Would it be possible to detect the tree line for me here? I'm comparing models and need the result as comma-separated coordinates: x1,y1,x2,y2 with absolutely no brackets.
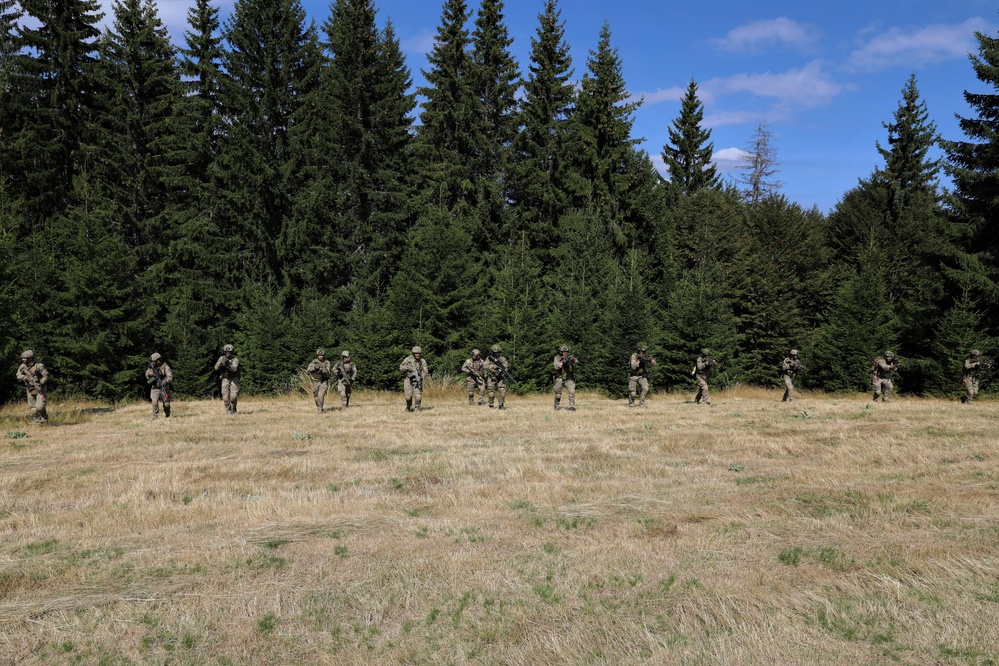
1,0,997,402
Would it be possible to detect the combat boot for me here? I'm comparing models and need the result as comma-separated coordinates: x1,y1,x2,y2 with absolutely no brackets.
406,398,413,412
164,406,171,418
553,397,560,410
498,404,506,410
628,396,635,407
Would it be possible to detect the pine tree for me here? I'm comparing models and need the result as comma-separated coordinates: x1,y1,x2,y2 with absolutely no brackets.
0,0,24,198
508,0,574,261
662,78,720,197
570,21,646,252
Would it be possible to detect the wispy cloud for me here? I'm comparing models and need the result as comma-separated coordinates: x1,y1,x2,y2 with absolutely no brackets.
402,28,436,55
703,61,842,108
848,17,994,71
630,85,686,106
711,17,818,53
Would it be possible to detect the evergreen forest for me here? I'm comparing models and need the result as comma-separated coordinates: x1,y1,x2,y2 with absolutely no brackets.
2,0,998,402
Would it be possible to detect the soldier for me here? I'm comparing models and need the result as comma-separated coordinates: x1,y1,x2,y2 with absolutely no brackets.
871,350,900,402
333,350,357,408
961,350,990,404
553,345,579,411
214,344,241,414
484,344,512,410
628,344,656,407
692,348,718,405
400,346,429,412
145,352,173,418
781,349,802,402
461,348,487,406
15,350,49,424
306,349,331,414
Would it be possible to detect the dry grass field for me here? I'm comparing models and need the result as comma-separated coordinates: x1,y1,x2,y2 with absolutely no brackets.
1,385,997,665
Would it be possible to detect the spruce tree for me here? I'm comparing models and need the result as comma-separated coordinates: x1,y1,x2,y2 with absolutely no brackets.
94,0,180,260
415,0,481,213
662,78,720,197
8,0,103,227
738,120,781,206
944,22,999,325
508,0,574,262
156,0,228,397
469,0,519,251
570,22,647,253
215,0,322,298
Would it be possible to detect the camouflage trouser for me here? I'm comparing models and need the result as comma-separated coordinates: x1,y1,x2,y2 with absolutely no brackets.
962,377,979,404
486,377,506,408
694,375,710,404
872,377,892,402
26,389,48,423
312,379,328,413
404,377,423,411
553,378,575,409
221,378,240,413
337,381,352,407
782,375,795,402
628,376,649,405
150,388,171,417
465,376,486,404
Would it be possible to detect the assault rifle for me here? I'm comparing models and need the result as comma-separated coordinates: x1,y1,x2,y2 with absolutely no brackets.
148,363,164,389
487,355,516,383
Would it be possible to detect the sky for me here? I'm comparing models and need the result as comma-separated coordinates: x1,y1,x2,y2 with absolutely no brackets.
106,0,998,213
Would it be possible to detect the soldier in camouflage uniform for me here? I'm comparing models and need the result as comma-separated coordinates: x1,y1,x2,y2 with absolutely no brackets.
628,344,656,407
306,349,331,413
461,349,487,406
145,352,173,418
15,350,49,424
961,350,989,404
214,344,241,414
483,344,511,410
400,346,429,412
781,349,802,403
553,345,578,411
333,350,357,408
693,348,718,405
871,350,899,402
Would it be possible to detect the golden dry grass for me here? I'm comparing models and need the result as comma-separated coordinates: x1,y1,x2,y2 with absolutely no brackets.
1,387,997,665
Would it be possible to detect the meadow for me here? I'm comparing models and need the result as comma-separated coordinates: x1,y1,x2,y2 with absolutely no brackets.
0,385,996,665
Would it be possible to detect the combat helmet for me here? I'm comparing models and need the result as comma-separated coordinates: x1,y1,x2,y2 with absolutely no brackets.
20,350,34,360
559,345,569,352
150,352,162,362
637,343,647,352
341,350,350,358
412,346,422,354
316,349,326,356
471,348,481,357
701,348,710,356
223,344,235,353
884,350,895,359
971,350,981,357
789,349,798,356
490,344,501,354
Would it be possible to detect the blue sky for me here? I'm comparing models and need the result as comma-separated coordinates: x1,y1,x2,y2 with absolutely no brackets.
133,0,996,213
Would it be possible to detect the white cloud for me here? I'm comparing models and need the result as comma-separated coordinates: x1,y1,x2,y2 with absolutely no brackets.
629,85,685,106
848,17,995,71
703,61,842,108
712,17,818,52
713,147,750,173
96,1,236,43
